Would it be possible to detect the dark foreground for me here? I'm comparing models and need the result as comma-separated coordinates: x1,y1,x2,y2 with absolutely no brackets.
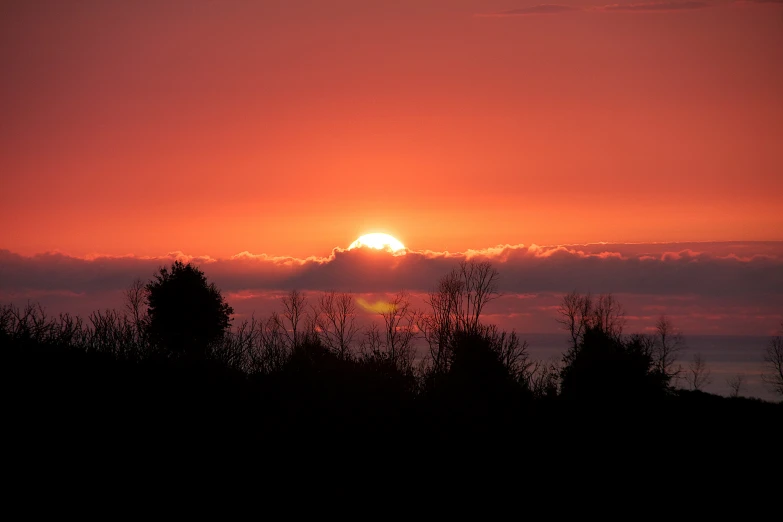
7,341,780,465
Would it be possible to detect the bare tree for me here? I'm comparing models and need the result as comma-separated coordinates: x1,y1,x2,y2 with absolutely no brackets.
421,269,463,373
556,291,624,351
381,291,419,368
258,312,289,373
653,315,685,384
279,290,308,351
488,326,532,383
316,290,359,359
628,332,657,357
556,291,591,352
361,291,419,372
300,306,321,346
685,353,711,391
124,278,148,337
360,322,384,357
455,259,500,334
526,357,561,399
762,322,783,396
226,312,290,374
420,260,500,373
87,308,148,360
726,374,745,398
593,293,625,340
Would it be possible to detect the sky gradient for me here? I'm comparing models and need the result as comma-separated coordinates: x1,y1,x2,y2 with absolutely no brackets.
2,1,782,259
1,1,781,342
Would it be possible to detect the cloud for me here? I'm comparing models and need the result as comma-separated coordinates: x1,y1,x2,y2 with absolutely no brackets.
2,242,781,301
598,1,711,10
2,242,781,336
477,4,580,16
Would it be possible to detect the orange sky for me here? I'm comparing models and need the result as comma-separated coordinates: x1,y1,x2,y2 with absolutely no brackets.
1,1,781,258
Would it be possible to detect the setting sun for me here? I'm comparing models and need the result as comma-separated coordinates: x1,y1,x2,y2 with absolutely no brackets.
348,233,406,253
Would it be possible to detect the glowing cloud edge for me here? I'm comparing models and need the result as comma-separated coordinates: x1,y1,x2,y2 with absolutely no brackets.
348,233,406,253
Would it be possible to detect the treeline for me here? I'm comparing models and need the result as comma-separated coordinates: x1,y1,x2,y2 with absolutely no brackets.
2,259,782,449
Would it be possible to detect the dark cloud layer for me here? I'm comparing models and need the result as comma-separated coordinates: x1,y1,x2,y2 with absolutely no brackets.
2,242,781,304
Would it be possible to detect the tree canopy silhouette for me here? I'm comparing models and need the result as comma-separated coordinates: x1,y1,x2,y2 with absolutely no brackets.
559,326,668,402
145,261,233,358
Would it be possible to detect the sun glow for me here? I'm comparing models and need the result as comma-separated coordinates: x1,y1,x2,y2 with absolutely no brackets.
348,233,406,253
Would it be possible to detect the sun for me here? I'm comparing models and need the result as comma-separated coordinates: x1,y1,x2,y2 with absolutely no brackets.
348,233,406,253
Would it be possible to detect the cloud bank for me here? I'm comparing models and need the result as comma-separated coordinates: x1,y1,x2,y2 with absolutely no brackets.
2,242,781,300
2,242,780,336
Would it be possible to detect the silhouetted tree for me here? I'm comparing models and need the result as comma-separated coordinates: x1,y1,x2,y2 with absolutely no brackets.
593,293,625,340
526,358,560,399
145,261,233,358
559,327,666,402
87,309,145,359
557,291,625,362
124,278,148,337
653,315,685,385
420,260,500,374
557,291,593,352
256,312,289,373
278,289,308,352
220,314,261,372
446,328,527,401
420,269,463,374
1,302,86,349
726,374,744,398
483,325,532,384
361,291,419,373
316,290,359,359
685,353,711,391
762,322,783,396
453,260,501,334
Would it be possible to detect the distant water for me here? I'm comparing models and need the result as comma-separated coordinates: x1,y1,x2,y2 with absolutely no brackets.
521,333,779,403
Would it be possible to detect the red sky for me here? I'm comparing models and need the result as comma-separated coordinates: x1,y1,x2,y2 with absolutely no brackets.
1,1,782,259
1,0,782,359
